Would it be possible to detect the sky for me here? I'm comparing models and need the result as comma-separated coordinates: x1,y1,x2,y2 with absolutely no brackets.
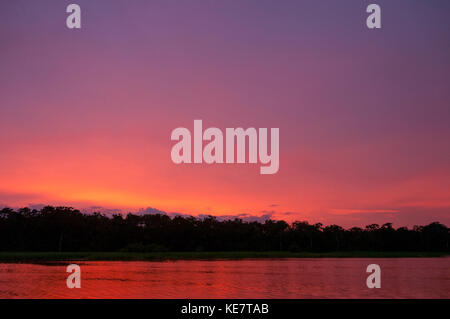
0,0,449,228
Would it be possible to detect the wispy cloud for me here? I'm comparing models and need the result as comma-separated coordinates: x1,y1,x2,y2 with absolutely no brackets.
330,208,399,215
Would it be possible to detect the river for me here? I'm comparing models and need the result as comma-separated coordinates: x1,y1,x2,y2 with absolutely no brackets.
0,258,448,298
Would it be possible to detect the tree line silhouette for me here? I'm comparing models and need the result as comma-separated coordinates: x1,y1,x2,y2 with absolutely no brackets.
0,206,448,252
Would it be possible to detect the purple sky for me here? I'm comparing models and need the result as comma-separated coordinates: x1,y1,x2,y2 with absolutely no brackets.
0,0,449,227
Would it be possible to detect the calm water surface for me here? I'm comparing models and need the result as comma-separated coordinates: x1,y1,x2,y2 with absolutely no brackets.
0,258,448,298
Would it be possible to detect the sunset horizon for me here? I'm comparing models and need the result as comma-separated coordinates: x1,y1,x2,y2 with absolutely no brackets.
2,2,450,231
1,0,449,305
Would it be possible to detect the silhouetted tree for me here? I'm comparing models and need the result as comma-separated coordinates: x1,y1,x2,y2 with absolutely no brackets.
0,206,448,252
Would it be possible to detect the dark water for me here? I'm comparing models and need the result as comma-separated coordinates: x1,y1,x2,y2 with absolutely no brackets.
0,258,448,298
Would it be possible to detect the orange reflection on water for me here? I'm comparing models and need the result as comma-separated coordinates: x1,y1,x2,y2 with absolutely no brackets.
0,258,449,299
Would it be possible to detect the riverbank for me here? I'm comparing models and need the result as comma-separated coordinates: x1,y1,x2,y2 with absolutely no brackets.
0,251,448,262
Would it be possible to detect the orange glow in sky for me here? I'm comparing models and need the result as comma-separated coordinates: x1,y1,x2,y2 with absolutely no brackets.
1,1,449,227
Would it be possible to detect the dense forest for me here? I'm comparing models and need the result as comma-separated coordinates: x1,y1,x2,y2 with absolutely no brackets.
0,206,448,252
